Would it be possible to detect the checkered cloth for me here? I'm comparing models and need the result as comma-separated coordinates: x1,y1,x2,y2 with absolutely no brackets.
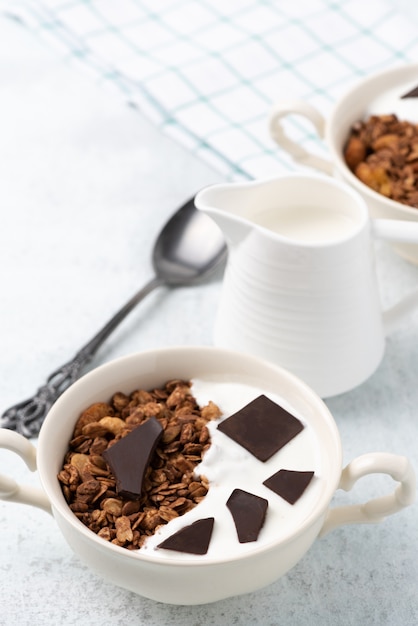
4,0,418,179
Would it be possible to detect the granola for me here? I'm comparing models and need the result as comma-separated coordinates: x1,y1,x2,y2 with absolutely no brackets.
344,113,418,208
57,379,221,550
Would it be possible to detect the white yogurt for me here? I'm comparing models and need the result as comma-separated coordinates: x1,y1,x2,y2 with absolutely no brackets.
141,379,324,560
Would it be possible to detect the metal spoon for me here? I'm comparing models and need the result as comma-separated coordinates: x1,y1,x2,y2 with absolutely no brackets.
1,197,227,438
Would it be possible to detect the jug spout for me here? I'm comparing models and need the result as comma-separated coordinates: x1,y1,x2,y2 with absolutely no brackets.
194,182,254,246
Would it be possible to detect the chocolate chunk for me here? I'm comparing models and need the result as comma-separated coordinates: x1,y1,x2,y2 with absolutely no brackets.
157,518,214,555
217,395,304,461
102,416,163,499
226,489,268,543
401,85,418,99
263,469,314,504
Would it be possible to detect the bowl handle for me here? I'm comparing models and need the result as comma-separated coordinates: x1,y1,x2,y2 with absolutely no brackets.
269,100,334,175
0,429,52,514
319,453,415,537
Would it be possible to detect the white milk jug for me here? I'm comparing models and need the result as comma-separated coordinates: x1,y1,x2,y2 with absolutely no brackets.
195,173,418,397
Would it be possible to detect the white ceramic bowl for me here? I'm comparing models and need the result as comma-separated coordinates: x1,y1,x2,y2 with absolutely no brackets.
0,346,415,604
269,63,418,263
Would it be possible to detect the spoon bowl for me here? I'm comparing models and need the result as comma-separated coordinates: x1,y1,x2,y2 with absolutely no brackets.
1,196,227,436
152,197,227,285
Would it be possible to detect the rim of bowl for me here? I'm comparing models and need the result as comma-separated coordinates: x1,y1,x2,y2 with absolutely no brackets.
37,345,343,567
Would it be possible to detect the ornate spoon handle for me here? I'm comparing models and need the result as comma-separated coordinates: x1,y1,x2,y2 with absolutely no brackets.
1,276,163,438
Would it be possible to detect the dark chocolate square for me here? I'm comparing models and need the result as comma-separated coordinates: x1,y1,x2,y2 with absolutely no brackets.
217,394,304,461
157,518,215,555
263,469,314,504
226,489,268,543
401,85,418,99
102,416,163,499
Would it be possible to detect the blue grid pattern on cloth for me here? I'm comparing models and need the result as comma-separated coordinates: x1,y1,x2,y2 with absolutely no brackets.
4,0,418,179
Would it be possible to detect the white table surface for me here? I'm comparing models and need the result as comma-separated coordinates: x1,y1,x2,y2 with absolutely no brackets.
0,15,417,626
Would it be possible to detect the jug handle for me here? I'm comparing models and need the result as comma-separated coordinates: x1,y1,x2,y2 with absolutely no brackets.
0,429,52,514
269,100,334,175
319,452,415,537
371,218,418,334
